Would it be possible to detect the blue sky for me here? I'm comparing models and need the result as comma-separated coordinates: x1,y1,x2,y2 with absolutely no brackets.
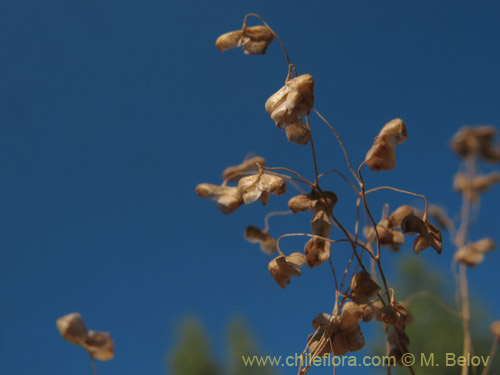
1,1,500,374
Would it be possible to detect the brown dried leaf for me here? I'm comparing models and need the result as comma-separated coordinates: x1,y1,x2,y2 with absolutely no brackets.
304,237,331,268
238,173,286,205
83,331,114,361
56,313,88,345
244,226,276,255
350,271,381,304
222,156,266,182
195,183,243,214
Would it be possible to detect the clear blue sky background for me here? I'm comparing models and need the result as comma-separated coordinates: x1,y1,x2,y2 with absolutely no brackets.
1,1,500,374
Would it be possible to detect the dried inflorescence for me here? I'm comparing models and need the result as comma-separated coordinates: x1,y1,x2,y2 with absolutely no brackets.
56,313,114,361
401,214,443,254
216,25,274,55
365,118,408,171
365,205,414,251
453,171,500,203
238,173,287,205
288,190,338,214
222,155,266,182
265,74,314,145
451,126,500,162
268,252,306,288
454,238,496,266
304,237,331,268
195,183,243,214
244,225,276,255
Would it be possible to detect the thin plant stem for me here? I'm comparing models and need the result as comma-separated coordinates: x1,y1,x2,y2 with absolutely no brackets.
318,169,360,194
481,338,498,375
365,186,429,220
305,116,319,186
262,166,314,188
263,210,293,233
88,352,97,375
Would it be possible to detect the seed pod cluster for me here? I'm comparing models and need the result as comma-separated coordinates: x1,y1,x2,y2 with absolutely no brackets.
238,173,287,205
365,205,414,251
454,238,496,266
216,25,274,55
244,225,276,255
265,74,314,145
195,183,243,214
401,214,443,254
56,313,114,361
222,155,266,182
451,126,500,162
365,118,408,171
453,171,500,203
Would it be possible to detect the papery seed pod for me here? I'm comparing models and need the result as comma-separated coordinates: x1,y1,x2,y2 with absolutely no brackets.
376,305,398,325
311,210,331,237
215,26,274,55
331,331,350,356
268,255,302,288
312,313,333,330
238,173,286,205
340,302,363,329
454,238,496,266
286,252,307,268
491,321,500,341
451,126,500,161
56,313,88,345
222,156,266,182
307,330,334,356
454,172,500,203
365,119,407,172
350,271,381,304
376,219,405,250
265,74,314,144
83,331,114,361
361,301,383,323
304,237,331,268
288,190,338,214
474,238,496,253
343,324,365,352
389,205,415,228
195,183,243,214
244,226,276,255
401,214,442,254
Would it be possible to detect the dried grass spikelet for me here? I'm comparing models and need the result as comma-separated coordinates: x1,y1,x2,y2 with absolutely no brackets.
454,238,496,267
451,125,500,161
56,313,114,361
453,172,500,203
56,313,87,345
311,210,331,237
195,183,243,214
268,252,305,288
288,190,338,214
350,271,381,304
216,25,274,55
401,214,443,254
490,321,500,342
265,74,314,145
304,237,331,268
222,155,266,182
365,118,407,171
83,331,114,361
244,225,276,255
238,173,286,205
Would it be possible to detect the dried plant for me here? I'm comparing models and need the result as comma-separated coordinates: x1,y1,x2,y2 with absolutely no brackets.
195,13,500,375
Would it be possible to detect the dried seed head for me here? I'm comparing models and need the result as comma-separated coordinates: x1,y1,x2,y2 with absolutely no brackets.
388,205,415,228
222,156,266,182
312,313,334,331
451,126,500,161
376,305,398,325
454,172,500,203
342,324,365,352
491,321,500,342
215,26,274,55
288,190,338,214
238,173,286,205
265,74,314,144
244,226,276,255
304,237,331,268
195,183,243,214
340,302,363,329
286,252,307,267
361,301,384,323
365,119,407,172
401,214,443,254
331,331,350,356
83,331,114,361
311,210,331,237
374,219,405,251
268,254,303,288
350,271,381,304
454,238,496,267
56,313,88,345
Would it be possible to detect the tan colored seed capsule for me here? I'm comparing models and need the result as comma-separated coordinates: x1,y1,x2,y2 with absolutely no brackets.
222,155,266,182
83,331,114,361
350,271,381,304
195,183,243,215
216,25,274,55
244,226,276,255
56,313,88,345
238,173,286,205
365,119,407,172
268,254,304,288
304,237,331,268
401,214,442,254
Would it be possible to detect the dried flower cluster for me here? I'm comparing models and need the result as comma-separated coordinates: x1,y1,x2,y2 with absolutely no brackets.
56,312,114,361
197,13,499,375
